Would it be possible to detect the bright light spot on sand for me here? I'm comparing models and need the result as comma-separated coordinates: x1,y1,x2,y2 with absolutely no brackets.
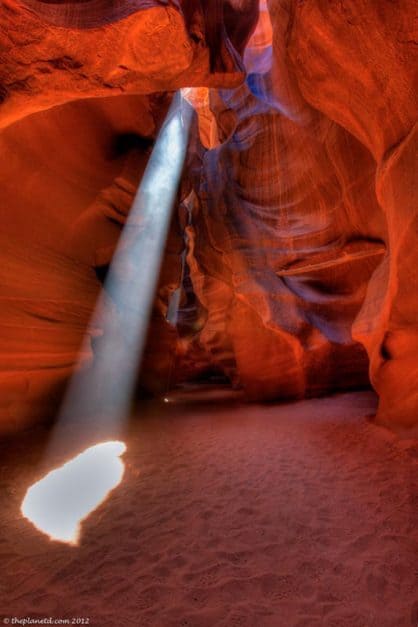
163,397,170,403
21,441,126,545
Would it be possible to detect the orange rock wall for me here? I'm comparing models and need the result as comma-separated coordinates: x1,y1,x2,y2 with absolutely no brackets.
0,1,258,432
180,0,417,426
0,0,416,431
283,0,418,426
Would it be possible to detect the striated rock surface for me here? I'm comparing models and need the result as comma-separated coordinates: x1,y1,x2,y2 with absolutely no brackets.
0,96,160,431
184,83,386,401
175,0,417,426
0,0,259,432
0,0,258,129
0,0,416,431
282,0,418,426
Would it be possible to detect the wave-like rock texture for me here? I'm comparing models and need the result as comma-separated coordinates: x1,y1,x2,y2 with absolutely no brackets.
0,0,258,129
0,96,162,431
280,0,418,426
177,0,417,426
185,84,386,400
0,0,416,430
0,1,259,432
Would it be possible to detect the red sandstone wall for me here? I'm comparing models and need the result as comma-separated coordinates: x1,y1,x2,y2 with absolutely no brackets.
177,0,417,426
283,0,418,426
0,0,258,432
0,0,416,431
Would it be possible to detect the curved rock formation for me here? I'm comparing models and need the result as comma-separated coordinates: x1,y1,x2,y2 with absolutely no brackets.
0,0,416,431
282,0,418,427
176,0,417,426
0,0,256,129
184,85,386,400
0,95,157,431
0,0,259,432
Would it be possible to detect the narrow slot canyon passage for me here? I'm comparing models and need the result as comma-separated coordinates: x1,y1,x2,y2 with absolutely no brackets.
1,390,417,626
0,0,417,625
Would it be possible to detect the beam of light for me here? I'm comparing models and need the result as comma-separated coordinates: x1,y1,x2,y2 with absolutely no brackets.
50,90,193,435
21,93,193,544
79,91,193,424
21,441,126,545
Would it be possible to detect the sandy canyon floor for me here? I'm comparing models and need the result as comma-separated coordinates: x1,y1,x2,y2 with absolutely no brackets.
0,389,417,627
